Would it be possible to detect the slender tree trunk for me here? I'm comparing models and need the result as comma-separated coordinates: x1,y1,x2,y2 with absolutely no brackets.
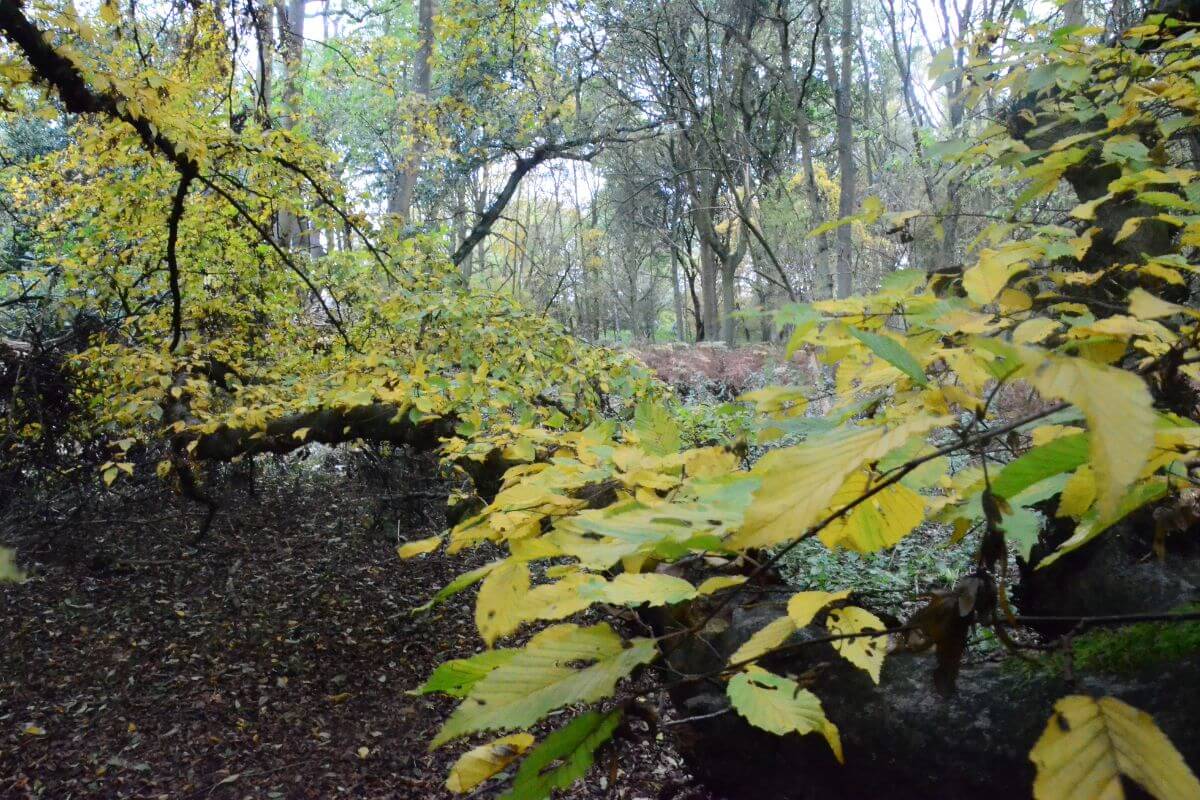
1063,0,1085,27
800,118,834,299
671,248,686,341
391,0,435,224
253,2,273,124
822,0,856,299
779,6,833,300
698,237,719,341
276,0,305,250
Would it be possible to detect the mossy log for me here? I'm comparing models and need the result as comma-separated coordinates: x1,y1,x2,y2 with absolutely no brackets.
658,598,1200,800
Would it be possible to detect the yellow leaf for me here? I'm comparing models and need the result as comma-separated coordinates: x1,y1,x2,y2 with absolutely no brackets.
696,575,747,595
1014,318,1061,345
825,606,888,684
733,417,945,549
446,733,535,793
1057,467,1095,518
998,288,1033,312
684,447,740,478
582,573,697,607
729,616,797,666
1031,695,1200,800
787,589,850,627
1138,262,1185,285
963,243,1042,304
1114,217,1145,243
293,427,311,441
476,560,530,647
818,472,925,553
397,536,443,559
1070,194,1110,221
1027,355,1154,516
1128,287,1190,320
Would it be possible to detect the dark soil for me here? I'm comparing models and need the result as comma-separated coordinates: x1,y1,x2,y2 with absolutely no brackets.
0,455,710,799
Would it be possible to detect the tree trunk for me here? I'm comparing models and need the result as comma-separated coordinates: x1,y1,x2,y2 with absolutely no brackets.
276,0,305,250
822,0,856,299
671,249,686,342
253,1,273,124
391,0,435,225
698,236,719,341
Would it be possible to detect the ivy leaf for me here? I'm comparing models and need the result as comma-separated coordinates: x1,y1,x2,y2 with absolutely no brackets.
1002,505,1044,561
446,733,534,794
726,669,843,761
825,606,888,684
847,327,928,385
1030,695,1200,800
500,710,622,800
431,624,655,747
1027,356,1155,517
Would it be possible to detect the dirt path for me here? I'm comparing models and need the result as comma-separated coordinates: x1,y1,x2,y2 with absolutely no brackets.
0,467,708,799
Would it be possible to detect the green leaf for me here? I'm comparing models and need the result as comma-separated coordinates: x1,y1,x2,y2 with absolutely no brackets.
432,624,655,747
991,434,1090,500
500,710,622,800
0,548,23,583
415,561,501,613
727,669,843,761
413,650,517,697
847,327,928,385
1002,505,1044,561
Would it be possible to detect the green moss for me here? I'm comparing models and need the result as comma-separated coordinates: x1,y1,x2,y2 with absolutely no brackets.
1007,606,1200,679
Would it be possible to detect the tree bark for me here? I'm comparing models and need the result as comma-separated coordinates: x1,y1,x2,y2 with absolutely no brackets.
390,0,436,225
275,0,306,250
822,0,856,299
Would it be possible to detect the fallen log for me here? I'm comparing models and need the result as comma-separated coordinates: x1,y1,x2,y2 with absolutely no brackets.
658,597,1200,800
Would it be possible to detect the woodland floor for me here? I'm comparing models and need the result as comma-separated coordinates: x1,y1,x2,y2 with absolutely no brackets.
0,455,711,799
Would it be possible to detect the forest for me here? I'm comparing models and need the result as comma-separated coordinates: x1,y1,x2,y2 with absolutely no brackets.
2,0,1200,797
